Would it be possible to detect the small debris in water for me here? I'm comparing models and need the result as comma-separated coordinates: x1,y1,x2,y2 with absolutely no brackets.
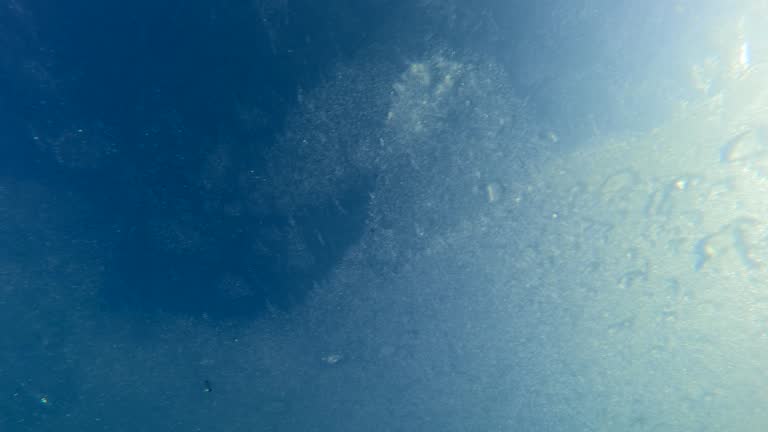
321,354,343,365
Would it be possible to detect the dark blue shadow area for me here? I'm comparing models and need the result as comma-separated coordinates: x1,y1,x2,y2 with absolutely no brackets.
0,0,410,322
103,178,373,319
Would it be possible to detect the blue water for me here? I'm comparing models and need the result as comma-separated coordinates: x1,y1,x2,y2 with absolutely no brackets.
1,0,395,319
1,1,738,431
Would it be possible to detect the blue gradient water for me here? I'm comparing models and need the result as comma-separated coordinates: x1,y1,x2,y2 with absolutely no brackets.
2,1,764,431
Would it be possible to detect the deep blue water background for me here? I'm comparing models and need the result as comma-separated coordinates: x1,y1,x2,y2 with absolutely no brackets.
0,1,712,430
5,0,591,322
1,0,420,320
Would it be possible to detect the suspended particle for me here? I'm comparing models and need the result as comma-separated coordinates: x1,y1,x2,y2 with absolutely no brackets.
321,354,343,365
486,182,502,203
